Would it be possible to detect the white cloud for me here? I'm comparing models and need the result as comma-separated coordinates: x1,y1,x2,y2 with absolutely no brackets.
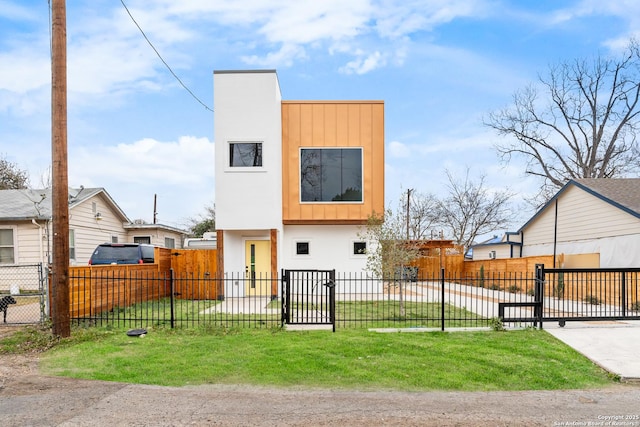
387,140,410,158
340,51,386,75
69,136,215,225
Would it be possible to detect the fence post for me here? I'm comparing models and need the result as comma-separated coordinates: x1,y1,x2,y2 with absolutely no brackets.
440,267,445,331
534,264,544,330
169,268,175,329
281,269,287,328
621,272,627,318
329,270,336,333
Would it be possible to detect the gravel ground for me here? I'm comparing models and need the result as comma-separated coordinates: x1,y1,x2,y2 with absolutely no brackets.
2,327,640,426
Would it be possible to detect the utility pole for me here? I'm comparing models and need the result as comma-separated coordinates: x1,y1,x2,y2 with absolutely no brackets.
51,0,70,337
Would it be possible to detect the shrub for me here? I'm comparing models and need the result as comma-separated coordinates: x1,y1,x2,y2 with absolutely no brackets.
583,295,601,305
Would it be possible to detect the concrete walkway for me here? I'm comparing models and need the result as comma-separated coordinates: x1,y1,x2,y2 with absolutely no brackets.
544,319,640,382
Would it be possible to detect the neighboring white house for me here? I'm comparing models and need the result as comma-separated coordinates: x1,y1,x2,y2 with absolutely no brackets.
519,178,640,268
469,232,522,261
214,70,385,294
0,187,188,268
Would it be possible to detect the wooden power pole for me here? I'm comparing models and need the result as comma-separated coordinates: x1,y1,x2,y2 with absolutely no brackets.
51,0,70,337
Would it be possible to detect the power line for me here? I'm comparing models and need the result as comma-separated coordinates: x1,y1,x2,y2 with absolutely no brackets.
120,0,213,112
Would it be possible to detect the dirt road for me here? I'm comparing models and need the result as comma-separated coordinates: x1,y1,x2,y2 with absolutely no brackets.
1,351,640,427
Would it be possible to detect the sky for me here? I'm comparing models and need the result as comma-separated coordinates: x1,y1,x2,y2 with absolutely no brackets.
1,0,639,234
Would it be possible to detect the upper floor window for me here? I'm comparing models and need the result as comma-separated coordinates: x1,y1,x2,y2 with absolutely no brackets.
300,148,363,202
0,228,15,264
230,142,262,167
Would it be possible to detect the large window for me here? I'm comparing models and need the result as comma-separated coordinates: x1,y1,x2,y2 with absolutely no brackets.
0,229,15,264
229,142,262,167
134,236,151,244
300,148,363,202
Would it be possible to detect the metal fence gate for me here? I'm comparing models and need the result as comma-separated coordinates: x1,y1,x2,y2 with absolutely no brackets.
0,263,47,325
499,264,640,327
282,269,336,331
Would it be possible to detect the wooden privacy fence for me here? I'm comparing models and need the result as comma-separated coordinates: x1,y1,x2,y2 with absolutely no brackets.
68,265,170,318
66,248,219,318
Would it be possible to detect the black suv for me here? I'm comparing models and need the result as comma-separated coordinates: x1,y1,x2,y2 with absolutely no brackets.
88,243,155,265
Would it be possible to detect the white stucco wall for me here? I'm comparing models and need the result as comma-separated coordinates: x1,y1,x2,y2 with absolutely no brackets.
282,225,369,273
214,70,283,231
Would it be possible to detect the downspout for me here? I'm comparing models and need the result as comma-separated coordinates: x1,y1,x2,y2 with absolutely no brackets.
32,219,45,267
553,199,558,268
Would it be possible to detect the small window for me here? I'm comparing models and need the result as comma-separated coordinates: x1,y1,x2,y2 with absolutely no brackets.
134,236,151,244
296,242,310,255
111,236,118,243
165,237,175,249
353,241,367,255
230,142,262,167
0,228,15,264
69,229,76,260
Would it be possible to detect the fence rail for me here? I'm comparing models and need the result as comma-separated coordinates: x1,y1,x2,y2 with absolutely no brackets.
67,269,547,330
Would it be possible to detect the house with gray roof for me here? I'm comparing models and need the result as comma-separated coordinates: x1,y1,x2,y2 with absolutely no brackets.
0,187,188,270
518,178,640,268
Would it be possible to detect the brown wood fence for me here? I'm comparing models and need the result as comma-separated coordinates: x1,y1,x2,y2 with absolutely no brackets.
68,264,170,318
66,248,221,317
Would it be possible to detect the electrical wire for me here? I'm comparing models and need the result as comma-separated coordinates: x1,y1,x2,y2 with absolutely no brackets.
119,0,213,112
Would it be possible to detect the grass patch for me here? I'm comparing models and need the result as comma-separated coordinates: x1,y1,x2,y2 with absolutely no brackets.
26,326,615,391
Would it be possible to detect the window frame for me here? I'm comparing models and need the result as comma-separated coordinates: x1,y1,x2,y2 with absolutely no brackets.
164,237,175,249
133,236,151,245
228,141,264,168
299,147,364,203
0,227,16,265
295,241,310,256
69,229,76,261
352,241,367,256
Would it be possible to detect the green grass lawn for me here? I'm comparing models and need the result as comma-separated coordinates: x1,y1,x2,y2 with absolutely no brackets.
10,326,615,391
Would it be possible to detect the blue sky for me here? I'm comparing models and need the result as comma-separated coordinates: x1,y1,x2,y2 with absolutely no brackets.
1,0,638,233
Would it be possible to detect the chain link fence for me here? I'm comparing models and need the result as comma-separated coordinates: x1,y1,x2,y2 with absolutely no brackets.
0,264,47,325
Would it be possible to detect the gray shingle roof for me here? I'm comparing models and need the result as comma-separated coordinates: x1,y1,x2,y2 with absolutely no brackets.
0,188,52,220
574,178,640,215
0,187,113,220
518,178,640,232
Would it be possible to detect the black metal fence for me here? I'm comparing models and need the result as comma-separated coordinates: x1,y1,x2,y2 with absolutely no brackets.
67,268,545,330
539,267,640,325
0,263,47,325
64,266,640,330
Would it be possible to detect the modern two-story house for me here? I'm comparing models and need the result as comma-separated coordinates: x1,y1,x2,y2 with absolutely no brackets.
214,70,384,296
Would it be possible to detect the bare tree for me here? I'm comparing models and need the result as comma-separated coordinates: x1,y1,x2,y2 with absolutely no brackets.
486,39,640,203
399,189,440,240
437,169,513,250
359,210,421,316
0,155,29,190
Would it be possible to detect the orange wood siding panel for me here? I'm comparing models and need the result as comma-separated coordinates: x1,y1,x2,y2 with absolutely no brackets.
282,101,384,224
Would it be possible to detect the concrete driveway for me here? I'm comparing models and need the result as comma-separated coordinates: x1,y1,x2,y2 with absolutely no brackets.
544,319,640,382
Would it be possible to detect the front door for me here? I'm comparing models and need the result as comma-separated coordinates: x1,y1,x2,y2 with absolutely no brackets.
244,240,271,296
